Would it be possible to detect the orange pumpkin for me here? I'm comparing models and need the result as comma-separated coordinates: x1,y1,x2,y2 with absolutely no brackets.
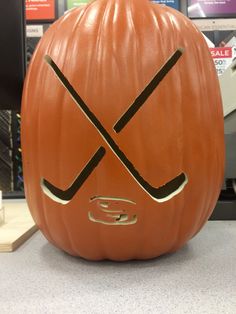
21,0,224,261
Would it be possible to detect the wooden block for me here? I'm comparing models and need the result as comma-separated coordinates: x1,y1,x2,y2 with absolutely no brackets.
0,206,4,226
0,200,38,252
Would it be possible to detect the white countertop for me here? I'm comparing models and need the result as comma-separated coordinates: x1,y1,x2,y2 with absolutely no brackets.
1,221,236,314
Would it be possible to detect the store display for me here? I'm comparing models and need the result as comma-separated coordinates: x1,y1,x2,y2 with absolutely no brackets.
0,111,11,148
202,31,236,48
12,113,24,192
0,111,13,193
25,0,56,22
151,0,180,10
21,0,224,260
218,60,236,203
0,0,26,110
26,25,49,66
66,0,90,10
203,31,236,214
0,110,25,195
210,46,236,76
188,0,236,19
219,59,236,117
26,25,44,38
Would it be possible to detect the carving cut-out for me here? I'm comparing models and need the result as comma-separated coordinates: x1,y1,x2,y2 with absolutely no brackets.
113,49,184,133
41,51,188,205
41,147,106,204
88,196,137,225
88,212,137,226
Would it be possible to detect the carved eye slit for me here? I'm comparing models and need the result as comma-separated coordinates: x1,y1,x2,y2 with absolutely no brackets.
41,48,188,205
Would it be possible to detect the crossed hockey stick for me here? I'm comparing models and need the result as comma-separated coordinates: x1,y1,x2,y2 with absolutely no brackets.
41,49,188,204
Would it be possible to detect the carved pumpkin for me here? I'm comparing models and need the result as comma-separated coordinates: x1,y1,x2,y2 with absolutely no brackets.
21,0,224,261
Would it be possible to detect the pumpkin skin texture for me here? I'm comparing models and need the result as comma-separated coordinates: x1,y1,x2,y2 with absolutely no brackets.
21,0,224,261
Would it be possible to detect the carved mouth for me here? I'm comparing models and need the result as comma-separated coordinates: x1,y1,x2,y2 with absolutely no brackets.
88,196,137,225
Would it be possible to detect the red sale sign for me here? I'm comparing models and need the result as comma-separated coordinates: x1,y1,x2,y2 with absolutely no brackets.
210,47,236,76
210,47,232,59
26,0,56,21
